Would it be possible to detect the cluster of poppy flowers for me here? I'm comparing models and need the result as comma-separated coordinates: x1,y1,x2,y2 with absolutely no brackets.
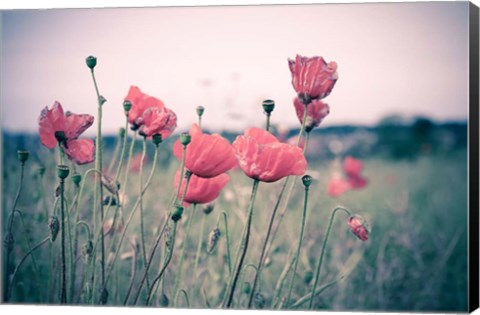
37,53,368,245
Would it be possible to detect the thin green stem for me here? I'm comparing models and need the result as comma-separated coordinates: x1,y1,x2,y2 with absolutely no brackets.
266,113,271,131
284,185,310,308
222,211,232,276
139,136,149,290
107,134,121,175
308,207,351,309
173,203,196,304
115,117,130,181
175,289,190,307
223,179,260,308
60,178,67,304
193,213,207,278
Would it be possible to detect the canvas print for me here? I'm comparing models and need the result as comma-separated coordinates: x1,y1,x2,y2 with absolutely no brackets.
1,2,478,312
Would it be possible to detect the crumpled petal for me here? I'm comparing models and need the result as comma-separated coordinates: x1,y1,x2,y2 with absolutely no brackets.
64,112,94,140
63,138,95,165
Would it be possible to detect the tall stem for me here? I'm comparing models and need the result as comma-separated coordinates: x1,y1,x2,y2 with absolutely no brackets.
193,213,206,278
173,203,196,303
60,177,67,304
308,207,351,309
139,136,149,290
284,183,310,307
266,113,271,131
223,179,260,308
3,160,26,302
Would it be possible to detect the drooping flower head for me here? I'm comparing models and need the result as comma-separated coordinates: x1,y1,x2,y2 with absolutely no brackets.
293,97,330,131
38,101,95,165
232,128,307,183
173,124,237,178
288,54,338,102
174,170,229,205
124,86,165,128
347,215,369,241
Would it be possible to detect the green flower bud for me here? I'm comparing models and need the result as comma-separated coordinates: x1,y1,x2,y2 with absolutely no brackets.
99,95,107,106
118,127,126,138
202,203,215,215
57,165,70,179
180,133,191,146
17,150,29,163
71,173,82,186
152,134,162,146
196,105,205,117
85,56,97,69
302,174,312,188
171,206,184,222
123,100,132,113
262,99,275,114
304,270,314,284
243,282,252,294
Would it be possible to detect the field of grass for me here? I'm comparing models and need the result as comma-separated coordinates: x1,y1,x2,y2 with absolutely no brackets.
1,133,468,312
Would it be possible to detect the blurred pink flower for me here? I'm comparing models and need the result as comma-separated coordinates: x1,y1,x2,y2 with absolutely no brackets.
343,156,368,189
293,97,330,131
137,106,177,140
38,101,95,165
233,128,307,183
327,177,351,197
288,54,338,101
347,215,369,241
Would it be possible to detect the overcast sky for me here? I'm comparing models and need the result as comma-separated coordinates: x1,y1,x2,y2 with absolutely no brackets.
0,1,471,135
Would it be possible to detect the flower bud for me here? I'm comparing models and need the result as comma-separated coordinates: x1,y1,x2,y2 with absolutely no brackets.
180,133,191,146
3,233,14,253
304,270,314,284
262,99,275,114
123,100,132,113
202,203,215,215
243,282,252,294
17,150,29,163
302,175,312,188
207,228,221,254
86,56,97,69
118,127,126,138
254,292,266,309
152,134,162,146
48,216,60,242
171,206,184,222
196,105,205,117
71,173,82,186
347,214,369,241
82,240,93,263
160,293,169,307
57,165,70,179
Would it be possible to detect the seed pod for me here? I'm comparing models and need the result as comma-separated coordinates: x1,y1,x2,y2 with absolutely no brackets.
3,233,14,253
304,270,314,284
123,100,132,113
196,105,205,117
17,150,29,163
85,56,97,69
243,282,252,295
254,292,266,309
262,99,275,114
207,228,221,254
48,216,60,242
160,293,169,307
180,133,191,146
171,206,184,222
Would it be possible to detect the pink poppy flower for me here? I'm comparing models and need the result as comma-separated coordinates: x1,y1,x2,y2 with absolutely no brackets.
173,124,237,178
38,101,95,165
348,174,368,189
124,86,165,128
232,128,307,183
347,215,369,241
137,107,177,139
174,170,229,205
293,97,330,131
327,176,351,197
288,54,338,101
343,156,368,189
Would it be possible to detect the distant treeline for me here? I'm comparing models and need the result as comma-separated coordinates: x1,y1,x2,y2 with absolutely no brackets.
2,116,468,164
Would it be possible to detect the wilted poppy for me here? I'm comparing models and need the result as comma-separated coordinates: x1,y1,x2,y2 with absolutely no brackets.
38,101,95,165
174,170,229,205
232,128,307,183
124,86,165,128
136,107,177,139
347,215,369,241
173,124,237,178
288,54,338,102
293,97,330,131
327,176,351,197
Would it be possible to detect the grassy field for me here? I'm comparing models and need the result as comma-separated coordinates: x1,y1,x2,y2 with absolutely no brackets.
1,133,468,311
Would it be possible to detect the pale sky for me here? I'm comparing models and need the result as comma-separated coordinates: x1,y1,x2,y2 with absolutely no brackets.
0,1,471,135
